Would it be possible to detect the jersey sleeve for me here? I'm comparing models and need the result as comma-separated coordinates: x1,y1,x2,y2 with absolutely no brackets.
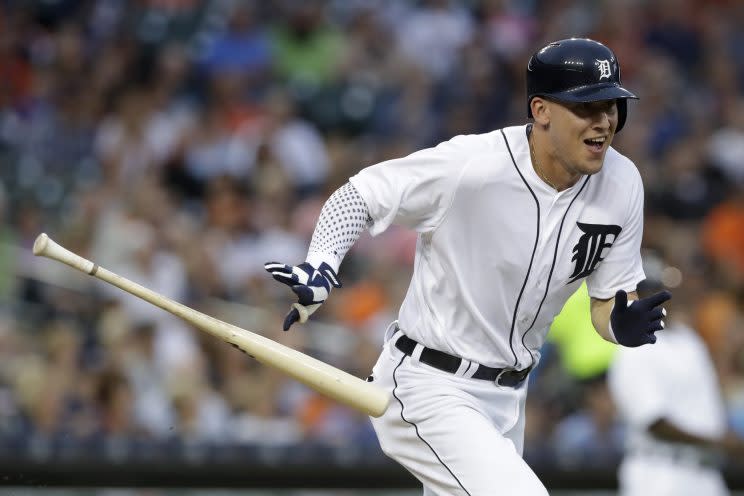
586,165,646,299
348,135,473,236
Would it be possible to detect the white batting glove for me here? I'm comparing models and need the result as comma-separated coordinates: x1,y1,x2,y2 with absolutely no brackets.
264,261,342,330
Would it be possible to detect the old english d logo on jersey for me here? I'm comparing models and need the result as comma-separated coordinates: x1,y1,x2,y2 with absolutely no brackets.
568,222,622,283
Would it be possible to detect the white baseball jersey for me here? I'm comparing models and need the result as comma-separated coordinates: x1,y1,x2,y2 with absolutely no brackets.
608,323,729,496
350,124,646,370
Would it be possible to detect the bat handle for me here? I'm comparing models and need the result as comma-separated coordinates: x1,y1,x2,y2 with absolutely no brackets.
33,233,98,275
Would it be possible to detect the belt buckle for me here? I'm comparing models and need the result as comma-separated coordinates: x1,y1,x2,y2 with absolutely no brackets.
495,368,509,387
496,367,530,387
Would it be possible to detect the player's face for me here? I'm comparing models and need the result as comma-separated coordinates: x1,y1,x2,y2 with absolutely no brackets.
548,99,618,176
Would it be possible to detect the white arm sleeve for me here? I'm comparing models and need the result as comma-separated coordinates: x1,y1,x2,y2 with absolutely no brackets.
306,183,372,272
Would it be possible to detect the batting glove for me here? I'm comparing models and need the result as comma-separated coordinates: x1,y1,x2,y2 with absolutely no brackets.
609,289,671,347
264,261,342,331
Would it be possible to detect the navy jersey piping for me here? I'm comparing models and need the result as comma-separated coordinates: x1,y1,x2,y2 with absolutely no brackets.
500,128,540,368
392,355,473,495
520,175,590,367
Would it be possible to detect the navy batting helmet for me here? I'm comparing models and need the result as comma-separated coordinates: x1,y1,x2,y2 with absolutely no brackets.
526,38,638,132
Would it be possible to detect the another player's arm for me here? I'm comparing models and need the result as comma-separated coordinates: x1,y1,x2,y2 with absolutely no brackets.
648,418,744,458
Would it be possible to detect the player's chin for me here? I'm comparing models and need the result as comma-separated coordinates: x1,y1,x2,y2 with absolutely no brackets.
580,150,608,174
577,158,605,176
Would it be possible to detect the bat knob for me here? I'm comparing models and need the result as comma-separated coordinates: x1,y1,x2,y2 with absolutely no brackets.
33,233,49,256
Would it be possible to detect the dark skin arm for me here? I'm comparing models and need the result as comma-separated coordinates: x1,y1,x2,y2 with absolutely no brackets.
650,418,744,459
650,418,716,446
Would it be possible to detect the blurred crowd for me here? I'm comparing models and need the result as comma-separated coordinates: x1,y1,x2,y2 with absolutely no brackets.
0,0,743,470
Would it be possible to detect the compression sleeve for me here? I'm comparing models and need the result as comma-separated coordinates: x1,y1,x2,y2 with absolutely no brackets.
306,182,372,273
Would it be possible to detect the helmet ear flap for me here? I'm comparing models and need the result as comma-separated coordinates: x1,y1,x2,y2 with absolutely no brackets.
616,98,628,133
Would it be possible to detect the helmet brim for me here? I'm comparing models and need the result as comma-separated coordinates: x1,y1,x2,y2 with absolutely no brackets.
546,83,638,103
527,83,636,132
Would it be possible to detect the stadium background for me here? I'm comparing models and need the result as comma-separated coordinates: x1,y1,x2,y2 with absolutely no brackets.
0,0,743,493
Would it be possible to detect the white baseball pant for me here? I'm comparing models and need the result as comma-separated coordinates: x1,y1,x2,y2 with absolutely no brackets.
369,334,548,496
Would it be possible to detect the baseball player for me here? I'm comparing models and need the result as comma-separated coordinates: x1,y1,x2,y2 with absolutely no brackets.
608,283,744,496
265,38,670,495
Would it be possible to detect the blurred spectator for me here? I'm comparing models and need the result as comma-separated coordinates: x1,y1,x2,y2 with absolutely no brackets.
643,0,702,75
181,98,260,192
225,368,302,445
95,87,169,188
0,9,34,111
707,98,744,184
395,0,474,81
119,321,176,438
95,368,141,438
271,2,344,89
199,3,272,84
0,185,18,302
482,0,537,64
648,136,729,221
702,186,744,285
552,374,624,469
264,90,331,197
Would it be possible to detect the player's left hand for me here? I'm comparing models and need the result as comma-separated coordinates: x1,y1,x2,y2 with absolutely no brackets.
264,261,342,331
610,289,671,347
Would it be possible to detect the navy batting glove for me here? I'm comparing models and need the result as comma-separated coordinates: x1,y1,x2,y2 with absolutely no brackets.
264,261,341,331
609,289,671,347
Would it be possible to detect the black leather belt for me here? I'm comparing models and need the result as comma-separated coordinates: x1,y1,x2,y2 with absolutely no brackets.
394,334,531,387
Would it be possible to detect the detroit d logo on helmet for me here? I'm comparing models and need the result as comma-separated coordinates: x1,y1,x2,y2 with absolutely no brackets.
596,59,612,80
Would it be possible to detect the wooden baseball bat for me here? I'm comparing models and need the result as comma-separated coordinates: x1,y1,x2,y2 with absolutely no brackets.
33,233,390,418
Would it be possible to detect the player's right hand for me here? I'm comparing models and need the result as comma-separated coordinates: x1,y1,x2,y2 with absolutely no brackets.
264,261,341,331
609,289,671,347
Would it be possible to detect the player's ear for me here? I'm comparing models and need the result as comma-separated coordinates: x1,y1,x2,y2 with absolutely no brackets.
530,97,551,128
